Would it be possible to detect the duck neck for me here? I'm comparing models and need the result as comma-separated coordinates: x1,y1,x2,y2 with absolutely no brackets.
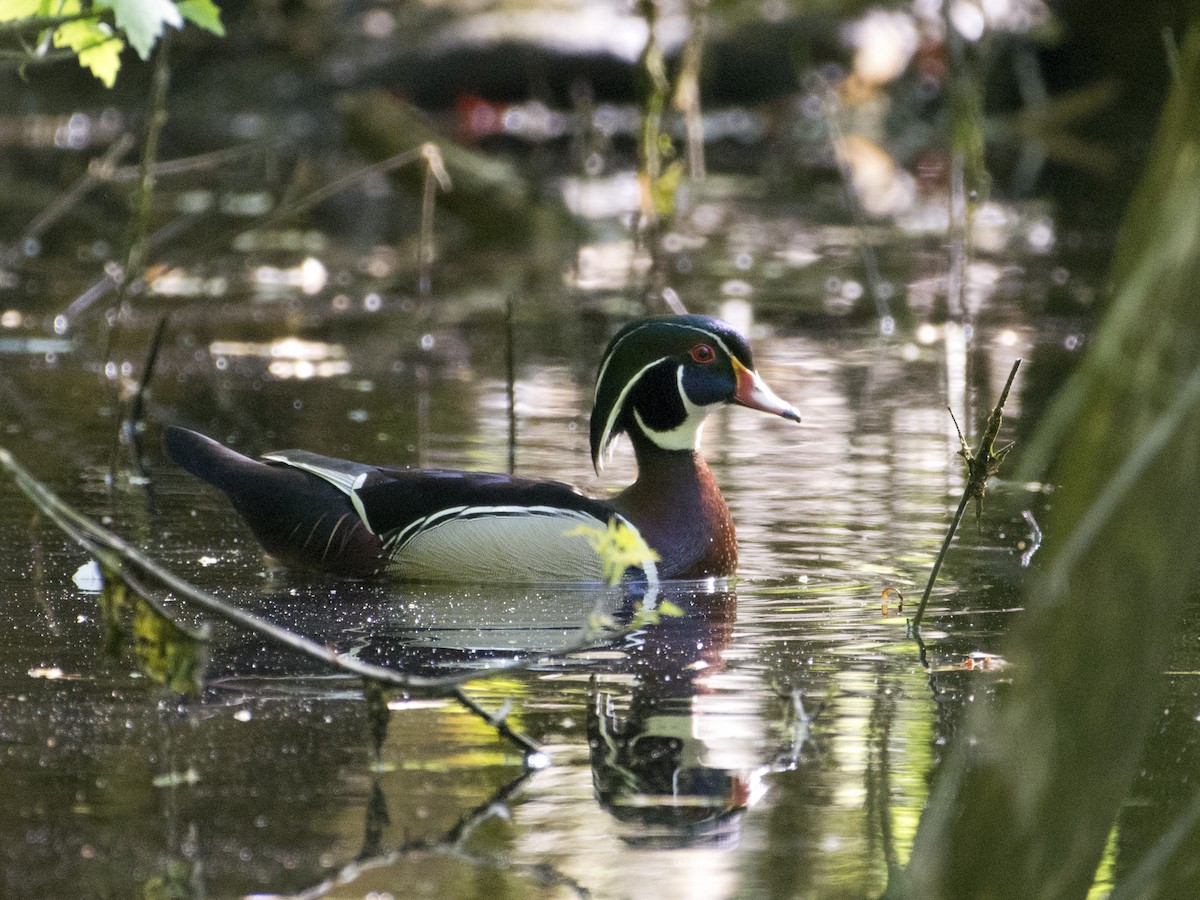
610,430,736,579
629,435,710,490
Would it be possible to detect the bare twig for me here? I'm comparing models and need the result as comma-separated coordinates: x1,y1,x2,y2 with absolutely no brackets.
911,358,1021,630
418,143,451,297
102,32,171,418
0,444,665,755
116,314,169,481
102,142,268,183
58,212,205,329
0,11,117,33
253,144,426,232
3,133,136,267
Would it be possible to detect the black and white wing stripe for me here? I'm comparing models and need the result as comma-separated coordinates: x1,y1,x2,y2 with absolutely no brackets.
262,450,659,585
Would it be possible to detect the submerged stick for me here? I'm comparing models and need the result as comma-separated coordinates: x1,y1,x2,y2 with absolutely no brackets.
113,313,169,482
911,358,1021,630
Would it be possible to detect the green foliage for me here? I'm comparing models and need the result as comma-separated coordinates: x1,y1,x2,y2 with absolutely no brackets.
52,17,123,86
0,0,223,86
628,598,684,630
568,519,661,586
902,17,1200,899
98,564,208,696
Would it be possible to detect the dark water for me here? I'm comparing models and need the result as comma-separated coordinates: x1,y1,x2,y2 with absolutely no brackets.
2,5,1192,897
0,229,1086,898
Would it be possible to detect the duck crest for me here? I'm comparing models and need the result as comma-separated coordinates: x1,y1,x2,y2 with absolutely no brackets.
591,315,758,472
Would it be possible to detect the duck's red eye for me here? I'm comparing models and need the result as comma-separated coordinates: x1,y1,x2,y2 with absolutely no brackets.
690,343,716,364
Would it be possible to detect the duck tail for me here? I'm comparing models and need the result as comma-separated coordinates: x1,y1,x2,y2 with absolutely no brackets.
162,425,267,494
162,425,385,576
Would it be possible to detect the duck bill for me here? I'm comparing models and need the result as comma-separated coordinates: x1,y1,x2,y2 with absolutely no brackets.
732,357,801,423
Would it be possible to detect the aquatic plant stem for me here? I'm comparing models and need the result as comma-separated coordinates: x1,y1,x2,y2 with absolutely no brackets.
819,79,893,331
418,143,451,297
911,358,1021,630
103,34,171,480
116,313,168,480
674,0,707,180
910,491,971,632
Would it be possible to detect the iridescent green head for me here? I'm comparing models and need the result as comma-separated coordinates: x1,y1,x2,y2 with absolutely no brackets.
590,315,801,473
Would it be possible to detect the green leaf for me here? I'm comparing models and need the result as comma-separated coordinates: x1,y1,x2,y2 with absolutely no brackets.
54,20,124,87
176,0,221,35
131,595,206,695
658,599,684,618
567,519,660,586
650,160,684,219
0,0,49,21
98,0,181,60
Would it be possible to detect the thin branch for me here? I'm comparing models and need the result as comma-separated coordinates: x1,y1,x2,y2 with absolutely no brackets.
119,313,169,481
253,145,426,232
3,133,136,266
0,445,661,754
102,142,269,183
0,11,116,33
911,358,1021,630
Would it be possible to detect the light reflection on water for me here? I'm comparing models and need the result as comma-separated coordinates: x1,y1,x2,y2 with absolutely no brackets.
0,300,1048,896
0,94,1100,893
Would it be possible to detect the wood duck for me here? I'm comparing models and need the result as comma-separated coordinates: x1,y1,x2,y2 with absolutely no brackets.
164,314,800,583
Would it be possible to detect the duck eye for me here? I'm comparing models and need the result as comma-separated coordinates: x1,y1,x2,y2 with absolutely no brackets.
690,343,716,364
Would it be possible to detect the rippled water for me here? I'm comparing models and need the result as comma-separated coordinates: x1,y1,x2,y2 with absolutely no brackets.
0,240,1075,897
1,11,1177,884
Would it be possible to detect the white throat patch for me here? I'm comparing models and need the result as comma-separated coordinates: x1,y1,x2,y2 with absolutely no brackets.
632,365,711,452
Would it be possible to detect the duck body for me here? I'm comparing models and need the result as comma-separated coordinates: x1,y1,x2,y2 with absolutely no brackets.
165,315,800,584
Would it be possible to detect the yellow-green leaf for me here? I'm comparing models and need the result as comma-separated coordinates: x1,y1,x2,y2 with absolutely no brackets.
176,0,221,35
567,519,660,586
0,0,48,21
132,597,205,695
658,599,684,618
650,160,684,219
54,20,124,87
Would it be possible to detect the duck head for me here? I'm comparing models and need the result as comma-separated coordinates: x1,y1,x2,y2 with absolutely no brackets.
590,315,801,472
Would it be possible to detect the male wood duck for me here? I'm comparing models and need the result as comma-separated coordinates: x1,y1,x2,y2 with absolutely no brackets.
164,315,800,583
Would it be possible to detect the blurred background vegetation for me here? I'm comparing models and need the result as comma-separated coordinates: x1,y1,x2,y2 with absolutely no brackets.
4,1,1200,897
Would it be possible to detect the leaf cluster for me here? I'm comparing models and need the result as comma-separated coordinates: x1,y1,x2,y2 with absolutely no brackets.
0,0,222,86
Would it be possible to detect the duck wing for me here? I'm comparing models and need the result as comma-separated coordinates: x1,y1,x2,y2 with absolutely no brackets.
262,450,657,584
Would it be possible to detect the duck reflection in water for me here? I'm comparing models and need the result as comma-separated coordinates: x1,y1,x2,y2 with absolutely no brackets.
588,584,768,849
